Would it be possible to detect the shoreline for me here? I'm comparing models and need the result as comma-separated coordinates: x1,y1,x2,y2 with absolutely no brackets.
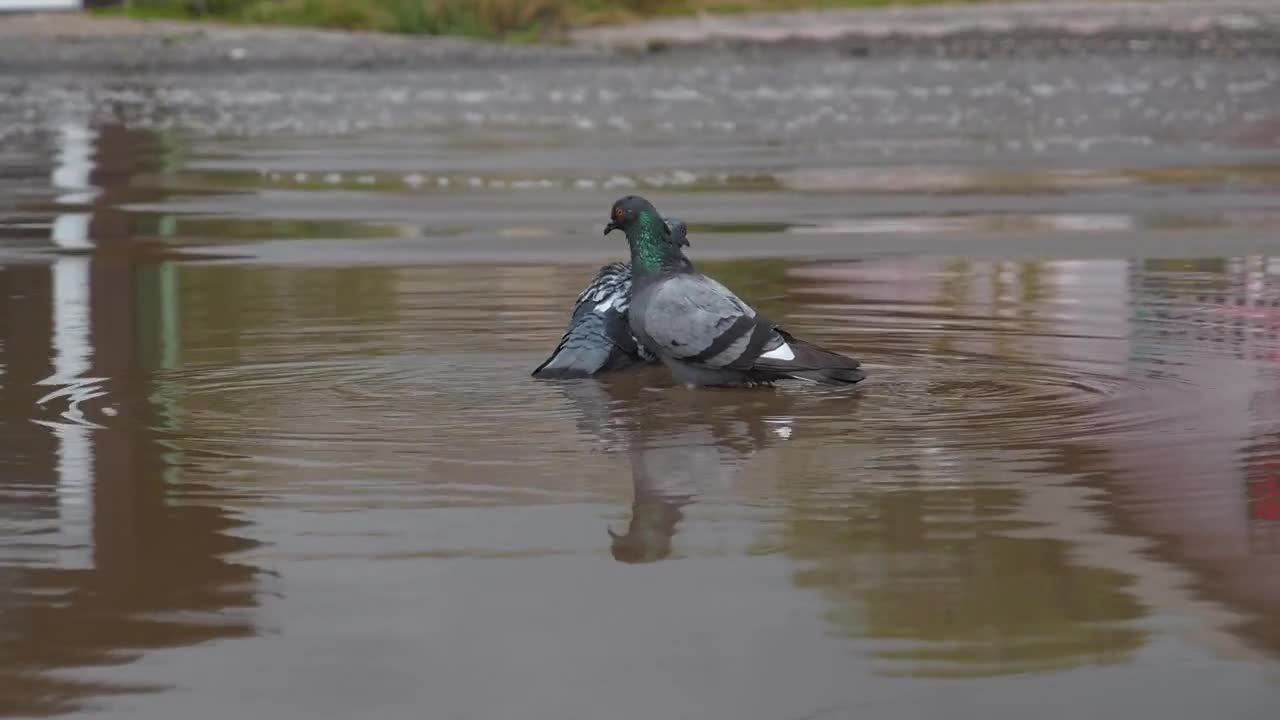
573,0,1280,49
0,1,1277,72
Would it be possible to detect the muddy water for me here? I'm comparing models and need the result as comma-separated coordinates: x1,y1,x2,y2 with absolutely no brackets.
2,52,1280,718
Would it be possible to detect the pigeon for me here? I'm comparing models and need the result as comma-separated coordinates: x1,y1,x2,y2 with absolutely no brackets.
532,218,692,378
603,195,866,387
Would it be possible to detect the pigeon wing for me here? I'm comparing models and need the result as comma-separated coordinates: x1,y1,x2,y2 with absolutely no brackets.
532,263,651,377
639,274,773,370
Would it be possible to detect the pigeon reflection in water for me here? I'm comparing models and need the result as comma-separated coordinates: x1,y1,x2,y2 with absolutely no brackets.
551,374,846,564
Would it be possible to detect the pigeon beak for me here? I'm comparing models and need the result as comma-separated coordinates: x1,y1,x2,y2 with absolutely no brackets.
603,221,617,236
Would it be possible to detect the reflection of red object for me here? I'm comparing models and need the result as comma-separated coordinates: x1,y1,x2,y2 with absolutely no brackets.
1249,469,1280,521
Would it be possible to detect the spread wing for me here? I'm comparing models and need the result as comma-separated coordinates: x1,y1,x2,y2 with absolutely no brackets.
533,263,654,378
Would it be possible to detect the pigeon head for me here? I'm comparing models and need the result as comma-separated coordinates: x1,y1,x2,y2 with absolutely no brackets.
603,195,660,236
604,195,688,274
665,218,690,248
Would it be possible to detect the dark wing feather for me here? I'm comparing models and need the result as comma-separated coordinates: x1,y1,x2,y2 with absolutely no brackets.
749,327,865,384
532,262,654,378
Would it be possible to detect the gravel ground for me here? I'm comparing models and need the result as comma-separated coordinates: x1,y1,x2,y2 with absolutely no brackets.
0,1,1277,73
573,0,1280,49
0,13,603,73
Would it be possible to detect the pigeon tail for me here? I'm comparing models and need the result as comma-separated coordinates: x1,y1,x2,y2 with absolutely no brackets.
750,331,866,385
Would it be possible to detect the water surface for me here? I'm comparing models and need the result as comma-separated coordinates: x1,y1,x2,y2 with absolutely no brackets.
2,51,1279,719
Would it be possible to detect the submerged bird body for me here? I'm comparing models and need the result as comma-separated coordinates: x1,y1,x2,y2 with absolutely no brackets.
606,196,865,387
531,219,688,379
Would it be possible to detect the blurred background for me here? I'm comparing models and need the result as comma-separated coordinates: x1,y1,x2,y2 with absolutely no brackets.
1,2,1278,719
2,1,1049,38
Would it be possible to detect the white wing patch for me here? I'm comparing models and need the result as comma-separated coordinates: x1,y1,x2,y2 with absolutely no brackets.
760,342,795,362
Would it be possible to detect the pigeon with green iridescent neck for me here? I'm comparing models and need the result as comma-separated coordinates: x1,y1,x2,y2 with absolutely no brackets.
604,195,865,387
532,218,692,379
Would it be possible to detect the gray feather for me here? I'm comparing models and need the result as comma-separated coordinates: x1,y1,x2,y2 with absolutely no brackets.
630,269,864,387
637,275,757,365
532,312,624,378
533,217,689,378
533,263,653,378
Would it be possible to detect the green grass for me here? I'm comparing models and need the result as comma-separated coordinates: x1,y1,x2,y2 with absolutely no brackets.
99,0,1013,40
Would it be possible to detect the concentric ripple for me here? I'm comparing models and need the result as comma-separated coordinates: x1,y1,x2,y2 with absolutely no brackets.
850,352,1209,451
149,352,630,509
124,253,1280,518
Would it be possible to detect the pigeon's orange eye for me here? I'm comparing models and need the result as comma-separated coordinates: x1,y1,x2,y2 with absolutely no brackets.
613,207,625,221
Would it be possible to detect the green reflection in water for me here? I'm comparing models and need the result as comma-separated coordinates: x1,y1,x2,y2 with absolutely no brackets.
696,257,791,320
694,222,795,234
930,257,972,357
161,217,404,242
785,485,1147,678
175,265,402,363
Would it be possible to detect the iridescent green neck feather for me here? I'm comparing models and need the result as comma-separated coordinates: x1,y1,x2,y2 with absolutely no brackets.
626,209,678,275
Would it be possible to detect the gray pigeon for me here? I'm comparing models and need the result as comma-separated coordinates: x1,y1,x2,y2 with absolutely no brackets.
603,195,866,387
532,218,691,378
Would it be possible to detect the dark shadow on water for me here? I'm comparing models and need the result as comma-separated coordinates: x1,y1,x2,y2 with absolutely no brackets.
0,262,266,718
0,122,266,718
